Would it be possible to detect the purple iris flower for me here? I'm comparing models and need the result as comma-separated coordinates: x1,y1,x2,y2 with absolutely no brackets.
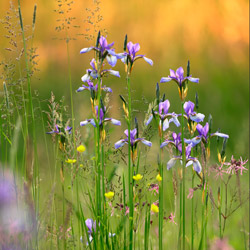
110,41,153,73
184,122,229,146
160,67,199,86
160,132,182,151
115,128,152,149
160,67,199,101
77,80,112,94
80,106,121,128
167,144,202,173
183,101,204,123
81,58,120,82
80,36,117,67
145,99,180,131
84,219,96,245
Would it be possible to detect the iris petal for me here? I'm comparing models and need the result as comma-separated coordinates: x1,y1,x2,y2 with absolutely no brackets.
167,158,178,170
143,56,153,66
160,77,172,83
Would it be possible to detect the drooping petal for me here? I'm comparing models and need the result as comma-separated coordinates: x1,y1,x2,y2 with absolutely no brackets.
141,139,152,147
188,77,199,83
115,139,126,149
184,137,201,146
211,132,229,138
80,119,96,127
169,114,180,127
186,160,194,168
192,159,202,173
102,86,113,93
108,70,120,78
167,158,178,170
77,85,88,92
110,118,121,126
81,74,90,82
106,55,117,67
189,113,205,123
160,77,172,83
80,47,94,54
160,141,169,148
143,56,153,66
163,118,169,131
145,115,153,126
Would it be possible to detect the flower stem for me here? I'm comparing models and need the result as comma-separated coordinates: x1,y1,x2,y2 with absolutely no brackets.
181,101,186,250
127,73,133,250
159,125,164,250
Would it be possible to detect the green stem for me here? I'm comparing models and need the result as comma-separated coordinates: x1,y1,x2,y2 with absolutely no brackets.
127,73,133,250
159,125,164,250
191,172,194,250
181,101,186,250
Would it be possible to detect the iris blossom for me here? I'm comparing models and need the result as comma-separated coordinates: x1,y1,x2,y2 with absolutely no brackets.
77,80,112,94
46,124,72,135
115,128,152,149
167,144,202,173
183,101,205,134
115,128,152,164
85,219,96,245
160,132,182,151
184,122,229,146
80,36,117,67
81,58,120,82
111,41,153,73
160,67,199,101
80,106,121,128
145,99,180,133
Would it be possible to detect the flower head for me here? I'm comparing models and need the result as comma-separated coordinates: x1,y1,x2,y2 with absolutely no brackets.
77,145,86,153
167,144,202,173
80,106,121,128
112,40,153,74
115,128,152,149
160,67,199,101
81,58,120,82
133,174,143,181
80,35,117,67
156,174,162,182
65,159,76,164
146,99,180,132
151,203,159,213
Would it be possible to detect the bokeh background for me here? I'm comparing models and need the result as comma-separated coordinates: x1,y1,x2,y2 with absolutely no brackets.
0,0,248,157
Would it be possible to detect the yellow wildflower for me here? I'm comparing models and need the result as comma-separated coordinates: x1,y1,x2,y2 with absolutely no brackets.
133,174,143,181
151,203,159,213
104,191,114,199
65,159,76,164
156,173,162,182
77,145,86,153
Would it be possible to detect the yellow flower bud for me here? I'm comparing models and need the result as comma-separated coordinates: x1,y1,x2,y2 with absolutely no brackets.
133,174,143,181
